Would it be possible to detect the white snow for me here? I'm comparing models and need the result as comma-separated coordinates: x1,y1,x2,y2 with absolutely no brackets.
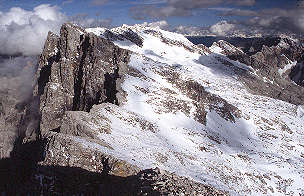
80,26,304,195
297,105,304,118
210,44,223,54
49,82,60,90
209,40,243,55
278,61,297,76
86,27,107,37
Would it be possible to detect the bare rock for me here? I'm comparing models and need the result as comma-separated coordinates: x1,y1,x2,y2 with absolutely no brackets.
33,23,131,134
215,37,304,105
41,131,139,177
135,168,228,195
104,27,144,47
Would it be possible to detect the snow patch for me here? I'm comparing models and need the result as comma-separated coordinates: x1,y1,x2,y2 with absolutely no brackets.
74,25,304,195
278,61,297,76
297,105,304,118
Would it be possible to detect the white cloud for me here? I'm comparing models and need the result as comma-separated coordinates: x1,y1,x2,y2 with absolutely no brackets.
129,0,255,19
174,25,208,36
0,56,37,97
70,14,112,28
142,20,170,30
0,4,67,56
209,20,235,36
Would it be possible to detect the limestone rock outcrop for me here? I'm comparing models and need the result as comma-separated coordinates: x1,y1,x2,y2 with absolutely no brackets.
33,23,130,134
213,37,304,105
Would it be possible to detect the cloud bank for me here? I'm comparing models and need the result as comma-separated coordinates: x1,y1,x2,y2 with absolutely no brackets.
209,21,235,36
129,0,255,19
0,56,37,97
128,0,303,36
0,4,67,56
217,4,304,35
141,20,171,30
70,14,112,28
233,8,304,35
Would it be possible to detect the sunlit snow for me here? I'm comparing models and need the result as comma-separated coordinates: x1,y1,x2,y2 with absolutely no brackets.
81,25,304,195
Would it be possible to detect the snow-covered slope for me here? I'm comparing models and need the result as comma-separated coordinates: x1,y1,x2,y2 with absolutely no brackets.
82,25,304,195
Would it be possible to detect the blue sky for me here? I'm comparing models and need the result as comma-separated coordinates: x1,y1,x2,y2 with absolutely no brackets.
0,0,301,57
0,0,297,27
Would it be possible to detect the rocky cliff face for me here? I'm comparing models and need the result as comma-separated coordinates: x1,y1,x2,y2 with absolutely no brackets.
23,22,138,183
211,37,304,106
2,23,304,195
33,23,130,135
0,23,228,195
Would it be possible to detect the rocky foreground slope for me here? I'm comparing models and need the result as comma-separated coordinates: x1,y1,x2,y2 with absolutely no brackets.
1,23,304,195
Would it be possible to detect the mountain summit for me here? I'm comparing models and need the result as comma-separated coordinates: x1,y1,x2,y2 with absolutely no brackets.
1,23,304,195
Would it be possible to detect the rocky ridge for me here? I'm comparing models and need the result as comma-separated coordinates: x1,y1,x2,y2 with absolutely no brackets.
83,24,304,195
210,37,304,105
1,22,304,195
0,23,228,195
34,23,130,135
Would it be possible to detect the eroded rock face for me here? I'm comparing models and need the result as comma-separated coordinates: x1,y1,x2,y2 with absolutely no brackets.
214,37,304,105
135,168,228,196
156,65,241,125
0,23,240,195
104,27,144,47
41,131,139,177
0,23,137,194
33,23,130,134
1,24,142,193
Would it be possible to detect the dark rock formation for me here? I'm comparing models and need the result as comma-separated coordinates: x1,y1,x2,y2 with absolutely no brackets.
157,65,242,125
104,27,144,47
187,36,281,55
0,23,234,195
213,37,304,105
290,62,304,86
135,168,228,195
32,23,130,135
0,23,139,194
